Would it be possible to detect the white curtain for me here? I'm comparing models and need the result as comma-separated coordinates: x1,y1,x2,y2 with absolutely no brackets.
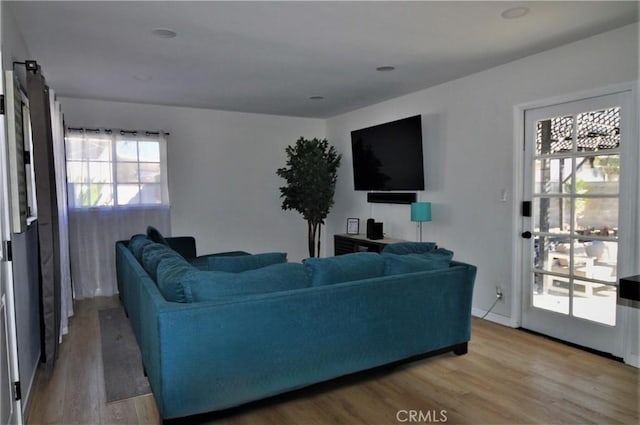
48,89,74,338
66,130,170,298
69,208,170,298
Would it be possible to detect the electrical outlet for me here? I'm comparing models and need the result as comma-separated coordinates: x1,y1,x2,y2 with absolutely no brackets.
496,286,504,302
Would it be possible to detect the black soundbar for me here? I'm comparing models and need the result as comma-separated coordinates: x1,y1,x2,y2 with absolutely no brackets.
367,192,417,204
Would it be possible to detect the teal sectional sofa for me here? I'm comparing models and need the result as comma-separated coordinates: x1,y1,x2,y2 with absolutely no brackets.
115,233,476,420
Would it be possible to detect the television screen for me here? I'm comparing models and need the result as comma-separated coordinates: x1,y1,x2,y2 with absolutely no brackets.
351,115,425,191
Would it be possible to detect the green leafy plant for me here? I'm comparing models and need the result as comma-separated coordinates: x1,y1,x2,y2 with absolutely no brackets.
276,137,341,257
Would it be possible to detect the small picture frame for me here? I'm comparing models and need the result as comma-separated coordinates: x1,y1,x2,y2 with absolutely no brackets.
346,218,360,235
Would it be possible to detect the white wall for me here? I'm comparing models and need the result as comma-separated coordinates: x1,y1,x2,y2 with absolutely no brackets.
325,23,638,324
1,5,29,70
59,98,325,262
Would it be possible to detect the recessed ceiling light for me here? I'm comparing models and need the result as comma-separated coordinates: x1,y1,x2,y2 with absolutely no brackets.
376,66,396,72
151,28,177,39
501,6,530,19
309,96,324,100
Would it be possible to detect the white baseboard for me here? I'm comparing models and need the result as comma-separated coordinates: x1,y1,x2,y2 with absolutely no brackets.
472,308,519,328
624,353,640,368
21,354,40,417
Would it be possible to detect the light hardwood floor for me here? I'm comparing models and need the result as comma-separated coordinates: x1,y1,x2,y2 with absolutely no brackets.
26,296,638,425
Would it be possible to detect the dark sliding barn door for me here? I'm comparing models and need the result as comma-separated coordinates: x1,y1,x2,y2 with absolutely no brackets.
26,65,61,371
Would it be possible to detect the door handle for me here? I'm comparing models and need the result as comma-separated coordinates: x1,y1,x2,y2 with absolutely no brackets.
521,231,532,239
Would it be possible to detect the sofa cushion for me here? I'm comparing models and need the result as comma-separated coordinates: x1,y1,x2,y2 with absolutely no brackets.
382,242,437,255
429,248,454,260
156,256,198,303
187,262,310,302
188,256,212,271
303,252,385,286
141,243,183,281
147,225,169,246
129,234,153,262
383,249,454,275
188,251,251,270
207,252,287,272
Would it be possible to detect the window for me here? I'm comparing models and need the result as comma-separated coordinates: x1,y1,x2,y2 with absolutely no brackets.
65,129,169,208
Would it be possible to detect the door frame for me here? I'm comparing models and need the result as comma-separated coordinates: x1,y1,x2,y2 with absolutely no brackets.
512,81,639,364
0,50,24,424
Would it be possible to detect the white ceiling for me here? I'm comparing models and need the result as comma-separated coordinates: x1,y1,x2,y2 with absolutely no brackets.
6,1,639,118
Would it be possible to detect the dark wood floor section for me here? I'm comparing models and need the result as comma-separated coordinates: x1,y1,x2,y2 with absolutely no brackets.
26,297,639,425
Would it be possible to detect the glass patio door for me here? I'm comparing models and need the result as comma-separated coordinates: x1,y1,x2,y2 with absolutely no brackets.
521,91,632,356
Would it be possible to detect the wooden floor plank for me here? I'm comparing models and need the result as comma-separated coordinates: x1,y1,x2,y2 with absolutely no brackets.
133,395,161,425
25,296,639,425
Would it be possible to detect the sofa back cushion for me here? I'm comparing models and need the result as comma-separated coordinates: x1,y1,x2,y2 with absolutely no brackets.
188,256,212,271
188,252,248,270
383,248,454,276
156,261,310,303
303,252,385,286
187,263,310,302
382,242,437,255
156,256,198,303
129,234,153,261
141,243,183,281
147,225,169,246
207,252,287,272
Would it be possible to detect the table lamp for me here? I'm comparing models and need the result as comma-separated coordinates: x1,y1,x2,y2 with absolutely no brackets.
411,202,432,242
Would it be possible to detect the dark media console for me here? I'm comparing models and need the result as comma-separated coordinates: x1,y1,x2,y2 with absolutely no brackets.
334,234,405,256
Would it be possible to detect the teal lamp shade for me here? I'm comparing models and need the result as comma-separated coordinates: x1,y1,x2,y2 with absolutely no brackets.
411,202,432,222
411,202,431,242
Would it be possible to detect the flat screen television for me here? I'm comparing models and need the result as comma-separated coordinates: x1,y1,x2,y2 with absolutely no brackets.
351,115,425,191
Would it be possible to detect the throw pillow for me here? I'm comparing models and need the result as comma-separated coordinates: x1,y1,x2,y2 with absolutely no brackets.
187,263,311,302
207,252,287,272
381,242,437,255
156,256,198,303
383,249,454,275
303,252,385,286
147,225,169,246
141,243,181,281
129,234,152,261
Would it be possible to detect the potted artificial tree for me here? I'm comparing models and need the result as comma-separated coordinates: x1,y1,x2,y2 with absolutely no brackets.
276,137,341,257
